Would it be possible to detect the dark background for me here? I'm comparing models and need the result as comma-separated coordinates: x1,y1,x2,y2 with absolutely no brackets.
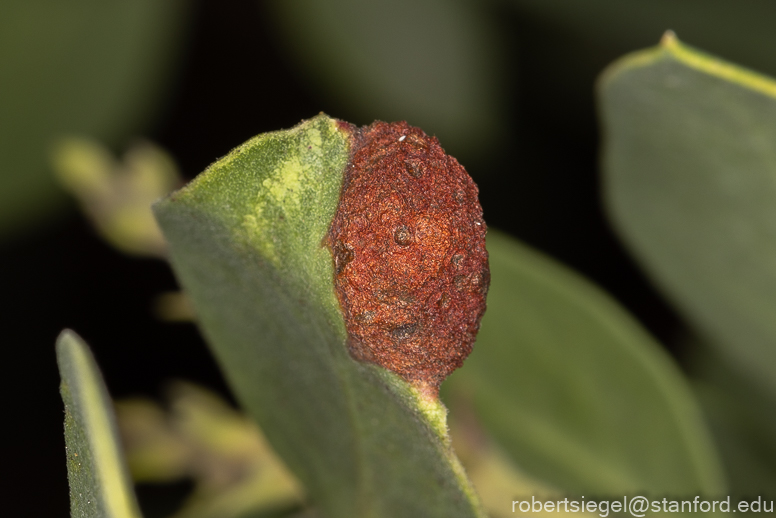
2,1,735,515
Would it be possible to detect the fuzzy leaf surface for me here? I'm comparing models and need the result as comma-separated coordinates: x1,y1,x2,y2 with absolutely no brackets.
56,330,143,518
154,114,484,518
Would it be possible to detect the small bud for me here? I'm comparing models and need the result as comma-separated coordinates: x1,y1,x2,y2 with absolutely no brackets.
52,138,181,257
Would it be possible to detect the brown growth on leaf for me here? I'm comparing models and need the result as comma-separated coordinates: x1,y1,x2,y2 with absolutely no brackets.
328,121,489,396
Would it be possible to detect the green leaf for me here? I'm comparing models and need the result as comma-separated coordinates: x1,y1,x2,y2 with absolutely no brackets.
445,231,725,496
266,0,505,159
154,114,485,518
599,34,776,398
0,0,188,237
56,330,143,518
691,346,776,498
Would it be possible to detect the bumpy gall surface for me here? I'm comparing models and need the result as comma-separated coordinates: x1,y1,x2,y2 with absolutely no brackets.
328,121,489,394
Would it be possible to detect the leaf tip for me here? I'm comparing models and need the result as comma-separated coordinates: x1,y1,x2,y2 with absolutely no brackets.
56,328,84,362
56,327,78,344
660,30,679,49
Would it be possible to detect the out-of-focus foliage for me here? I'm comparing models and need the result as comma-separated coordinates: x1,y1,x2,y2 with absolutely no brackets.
449,411,582,518
600,33,776,498
508,0,776,76
601,33,776,399
57,330,143,518
445,231,725,499
692,347,776,498
153,291,197,323
267,0,506,159
0,0,188,238
52,138,181,257
118,382,304,518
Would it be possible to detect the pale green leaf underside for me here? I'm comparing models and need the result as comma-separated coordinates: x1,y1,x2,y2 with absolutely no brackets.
600,35,776,398
56,330,143,518
445,231,725,497
154,114,484,518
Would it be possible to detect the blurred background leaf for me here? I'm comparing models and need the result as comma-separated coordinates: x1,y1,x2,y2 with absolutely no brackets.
449,407,588,518
691,344,776,499
0,0,189,238
266,0,507,162
601,34,776,398
52,137,181,257
444,231,726,498
600,35,776,498
57,330,143,518
507,0,776,73
117,382,304,518
475,0,776,321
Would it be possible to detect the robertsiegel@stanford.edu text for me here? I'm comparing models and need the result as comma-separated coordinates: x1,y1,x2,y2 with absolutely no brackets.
511,496,773,516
